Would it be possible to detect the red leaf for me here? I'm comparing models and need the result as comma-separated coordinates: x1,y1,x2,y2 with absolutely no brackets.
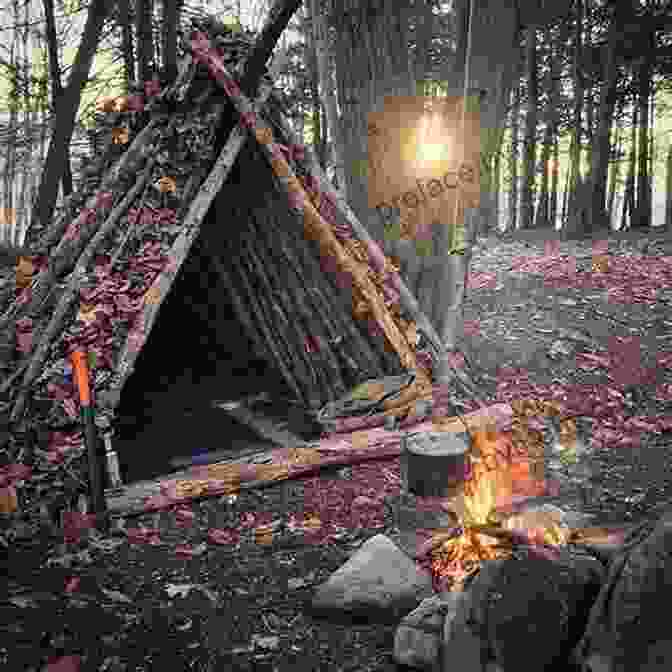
207,528,239,546
174,544,194,558
64,577,80,594
45,655,81,672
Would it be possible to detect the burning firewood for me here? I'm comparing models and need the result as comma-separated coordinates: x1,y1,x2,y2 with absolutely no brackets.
424,419,573,591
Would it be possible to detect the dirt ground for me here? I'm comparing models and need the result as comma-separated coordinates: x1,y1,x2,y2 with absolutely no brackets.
3,228,672,671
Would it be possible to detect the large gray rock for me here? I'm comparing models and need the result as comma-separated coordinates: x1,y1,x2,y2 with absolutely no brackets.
444,546,604,672
573,505,672,671
311,534,433,619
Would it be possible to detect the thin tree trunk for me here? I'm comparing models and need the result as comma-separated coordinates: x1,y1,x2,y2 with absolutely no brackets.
520,25,537,229
18,0,31,245
665,141,672,230
492,124,503,230
584,87,594,179
136,0,154,85
4,14,19,229
161,0,182,83
567,0,584,214
414,0,436,86
588,1,620,232
303,4,324,166
118,0,135,91
550,135,559,227
621,103,638,231
42,0,72,198
534,24,557,230
607,121,622,227
633,44,654,229
311,0,347,195
508,83,520,231
31,0,110,236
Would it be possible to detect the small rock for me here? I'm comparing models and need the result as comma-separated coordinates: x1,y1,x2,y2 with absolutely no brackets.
394,592,462,668
311,534,432,619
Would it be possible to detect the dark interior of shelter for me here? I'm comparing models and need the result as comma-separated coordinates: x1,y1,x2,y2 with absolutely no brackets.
112,238,278,484
112,99,329,484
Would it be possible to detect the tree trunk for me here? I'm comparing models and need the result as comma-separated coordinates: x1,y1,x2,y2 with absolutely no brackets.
118,0,135,91
3,4,19,232
520,24,537,229
665,141,672,230
584,87,594,179
136,0,155,85
550,134,559,227
567,0,584,218
328,0,415,246
18,0,32,245
42,0,72,198
633,46,654,229
414,0,436,85
607,119,622,227
508,82,520,231
31,0,110,236
310,0,348,195
303,3,324,166
492,123,503,231
161,0,183,83
621,103,638,231
534,24,557,230
434,0,520,356
587,1,620,233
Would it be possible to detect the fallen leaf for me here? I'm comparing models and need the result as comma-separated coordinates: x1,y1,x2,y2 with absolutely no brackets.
0,485,18,513
173,508,196,526
174,544,196,558
45,655,81,672
207,528,239,546
64,577,80,594
126,527,161,545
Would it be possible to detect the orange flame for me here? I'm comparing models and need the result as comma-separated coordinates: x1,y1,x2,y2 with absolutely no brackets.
429,422,569,590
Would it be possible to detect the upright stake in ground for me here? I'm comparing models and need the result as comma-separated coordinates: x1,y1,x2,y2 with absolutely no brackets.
70,348,108,531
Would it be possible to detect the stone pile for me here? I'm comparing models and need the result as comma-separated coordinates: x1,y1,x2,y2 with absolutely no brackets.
310,501,672,672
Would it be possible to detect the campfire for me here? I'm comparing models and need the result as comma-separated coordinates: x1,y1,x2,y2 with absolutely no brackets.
423,419,573,591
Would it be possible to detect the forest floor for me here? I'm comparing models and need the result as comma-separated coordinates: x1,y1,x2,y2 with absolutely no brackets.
3,227,672,672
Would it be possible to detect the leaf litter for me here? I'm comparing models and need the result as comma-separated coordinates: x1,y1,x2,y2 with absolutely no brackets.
3,231,672,670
